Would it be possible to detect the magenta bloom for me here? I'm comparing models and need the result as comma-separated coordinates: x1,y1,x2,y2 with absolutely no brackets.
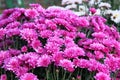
90,8,96,14
37,54,51,67
64,47,85,58
20,28,38,43
19,73,38,80
21,46,28,52
59,59,74,72
0,28,6,39
94,72,111,80
1,3,120,80
0,74,7,80
90,42,105,50
24,9,38,18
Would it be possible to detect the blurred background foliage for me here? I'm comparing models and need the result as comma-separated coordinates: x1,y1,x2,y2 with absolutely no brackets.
0,0,61,13
0,0,120,13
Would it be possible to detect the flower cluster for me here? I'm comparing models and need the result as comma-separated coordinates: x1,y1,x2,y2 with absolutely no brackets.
0,3,120,80
61,0,120,24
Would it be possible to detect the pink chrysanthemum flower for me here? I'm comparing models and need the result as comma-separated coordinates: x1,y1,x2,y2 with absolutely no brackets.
0,74,7,80
94,51,104,60
4,57,20,71
94,72,111,80
20,28,38,43
64,47,85,58
92,32,108,39
0,28,6,39
24,9,39,18
19,73,38,80
59,59,74,72
37,54,51,67
90,42,105,50
90,7,96,14
0,51,10,66
52,52,64,65
21,46,28,52
31,39,42,49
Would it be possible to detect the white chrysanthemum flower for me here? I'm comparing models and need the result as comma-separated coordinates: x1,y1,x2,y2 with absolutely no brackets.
74,11,86,16
73,5,88,16
98,2,111,9
61,0,82,5
47,6,66,10
89,0,101,6
79,5,88,12
94,9,101,15
104,9,113,15
111,10,120,23
65,4,77,9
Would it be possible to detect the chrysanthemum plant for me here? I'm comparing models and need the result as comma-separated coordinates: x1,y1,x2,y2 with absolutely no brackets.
0,4,120,80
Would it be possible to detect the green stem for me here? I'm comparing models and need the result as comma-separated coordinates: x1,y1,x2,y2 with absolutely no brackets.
32,69,34,73
11,73,13,80
68,73,72,80
46,68,49,80
3,39,6,50
80,69,83,80
90,72,95,80
62,70,67,80
114,71,118,80
0,68,2,75
56,69,59,80
15,37,18,49
53,66,56,80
